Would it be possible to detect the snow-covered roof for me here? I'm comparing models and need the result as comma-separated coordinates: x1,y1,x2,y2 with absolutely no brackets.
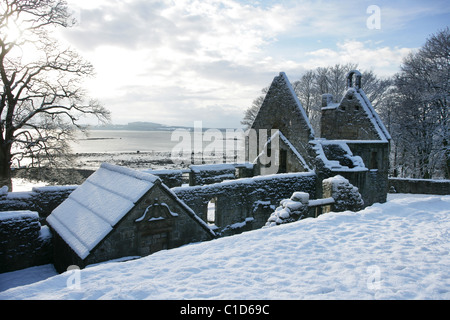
279,72,315,137
47,163,160,260
310,139,368,172
251,72,315,140
258,130,312,171
349,87,391,142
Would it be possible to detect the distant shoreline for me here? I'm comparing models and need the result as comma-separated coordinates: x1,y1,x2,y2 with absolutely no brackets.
90,121,241,132
12,149,226,186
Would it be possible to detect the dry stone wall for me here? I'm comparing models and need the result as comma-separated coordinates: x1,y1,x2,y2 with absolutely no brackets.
0,211,52,273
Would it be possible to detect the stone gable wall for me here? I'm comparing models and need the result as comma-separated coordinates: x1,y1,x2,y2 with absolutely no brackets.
251,73,314,159
173,172,317,235
321,90,382,141
0,211,52,273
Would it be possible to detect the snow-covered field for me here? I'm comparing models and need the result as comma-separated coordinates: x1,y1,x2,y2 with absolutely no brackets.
0,193,449,300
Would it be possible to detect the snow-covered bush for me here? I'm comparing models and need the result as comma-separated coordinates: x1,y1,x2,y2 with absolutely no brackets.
265,192,309,227
322,175,364,212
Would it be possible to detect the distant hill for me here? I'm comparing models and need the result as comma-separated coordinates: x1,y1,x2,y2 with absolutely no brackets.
92,121,233,132
92,122,191,131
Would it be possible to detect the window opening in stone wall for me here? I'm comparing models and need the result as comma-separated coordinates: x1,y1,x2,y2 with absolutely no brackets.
207,197,217,224
279,149,287,173
182,171,190,186
370,151,379,169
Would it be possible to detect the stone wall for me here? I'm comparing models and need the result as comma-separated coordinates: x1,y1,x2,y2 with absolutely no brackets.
143,169,186,188
251,72,314,163
389,178,450,195
173,172,317,235
0,211,52,273
0,186,77,223
188,163,254,186
145,164,254,187
322,175,364,212
189,164,238,186
1,170,318,271
321,89,383,141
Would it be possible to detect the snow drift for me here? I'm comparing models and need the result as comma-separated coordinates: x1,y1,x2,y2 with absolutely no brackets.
0,194,449,300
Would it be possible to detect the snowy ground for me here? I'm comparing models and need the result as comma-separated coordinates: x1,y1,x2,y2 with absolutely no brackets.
0,193,449,300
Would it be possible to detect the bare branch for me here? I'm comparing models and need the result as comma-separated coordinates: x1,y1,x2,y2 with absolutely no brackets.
1,0,111,185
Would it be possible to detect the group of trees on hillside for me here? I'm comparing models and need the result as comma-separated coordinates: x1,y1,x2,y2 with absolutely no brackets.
243,28,449,179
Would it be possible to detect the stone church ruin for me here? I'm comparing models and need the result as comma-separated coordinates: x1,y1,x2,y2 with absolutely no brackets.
1,69,394,273
249,70,391,206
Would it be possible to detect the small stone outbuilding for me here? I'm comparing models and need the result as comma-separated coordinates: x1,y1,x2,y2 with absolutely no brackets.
47,163,215,273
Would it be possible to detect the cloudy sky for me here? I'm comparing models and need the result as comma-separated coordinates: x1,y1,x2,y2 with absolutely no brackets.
60,0,450,128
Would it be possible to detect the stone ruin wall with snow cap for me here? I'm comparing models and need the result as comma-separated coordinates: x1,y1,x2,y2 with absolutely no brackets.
0,211,52,273
321,70,391,142
314,71,391,206
173,172,317,235
322,175,364,212
0,185,77,221
321,88,382,141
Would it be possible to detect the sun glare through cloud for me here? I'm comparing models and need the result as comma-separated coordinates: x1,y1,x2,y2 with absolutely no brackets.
58,0,449,128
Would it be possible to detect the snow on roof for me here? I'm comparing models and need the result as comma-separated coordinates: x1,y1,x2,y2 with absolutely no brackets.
261,130,312,171
279,72,315,138
310,139,368,172
47,163,160,259
350,88,391,142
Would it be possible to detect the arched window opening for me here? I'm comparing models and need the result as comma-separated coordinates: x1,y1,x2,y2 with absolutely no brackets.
346,70,362,90
207,197,218,224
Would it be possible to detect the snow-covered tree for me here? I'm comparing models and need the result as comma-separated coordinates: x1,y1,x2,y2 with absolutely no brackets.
242,63,392,136
388,28,449,179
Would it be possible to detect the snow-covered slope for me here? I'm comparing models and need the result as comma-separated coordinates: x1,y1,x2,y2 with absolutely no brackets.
1,194,449,300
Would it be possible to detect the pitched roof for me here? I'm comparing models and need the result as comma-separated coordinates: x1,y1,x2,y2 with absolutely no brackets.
255,130,312,171
278,72,315,138
251,72,315,160
252,72,314,136
47,163,160,259
354,88,391,141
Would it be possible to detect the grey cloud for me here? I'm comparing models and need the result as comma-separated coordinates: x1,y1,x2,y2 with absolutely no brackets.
64,2,178,51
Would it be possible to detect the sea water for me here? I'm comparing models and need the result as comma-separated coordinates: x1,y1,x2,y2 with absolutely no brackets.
71,130,245,155
71,130,179,153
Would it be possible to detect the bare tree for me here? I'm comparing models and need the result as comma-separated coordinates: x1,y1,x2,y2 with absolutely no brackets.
241,86,268,129
242,63,392,137
0,0,110,189
292,70,316,116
